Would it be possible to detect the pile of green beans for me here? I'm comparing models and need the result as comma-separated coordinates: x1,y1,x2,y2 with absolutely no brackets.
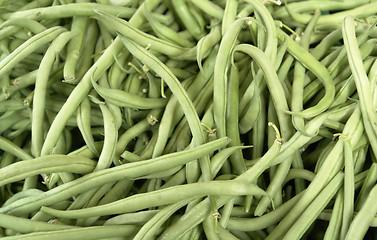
2,0,377,239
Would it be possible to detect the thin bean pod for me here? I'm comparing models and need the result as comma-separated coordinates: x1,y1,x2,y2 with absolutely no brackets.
41,181,270,218
0,155,96,187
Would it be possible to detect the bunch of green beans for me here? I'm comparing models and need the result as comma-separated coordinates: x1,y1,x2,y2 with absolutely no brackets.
2,0,377,239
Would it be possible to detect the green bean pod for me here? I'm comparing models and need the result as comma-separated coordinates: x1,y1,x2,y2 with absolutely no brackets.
41,181,270,219
0,155,96,187
1,137,229,215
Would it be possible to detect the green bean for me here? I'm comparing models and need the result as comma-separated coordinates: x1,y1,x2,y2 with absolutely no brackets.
63,12,89,81
0,18,47,35
133,198,194,240
323,189,343,240
6,3,135,20
291,9,320,136
273,1,368,19
355,163,377,211
345,184,377,240
31,31,74,157
233,44,292,139
0,154,96,187
1,70,37,101
76,97,98,156
0,99,25,113
270,109,330,166
219,198,234,228
340,136,354,239
145,0,194,48
226,65,246,174
265,106,363,239
203,213,221,240
227,191,301,231
41,0,162,156
197,25,221,77
0,135,32,161
172,0,205,40
281,172,343,240
213,18,247,139
94,10,196,59
2,189,42,207
277,29,335,118
353,145,367,175
155,52,216,158
0,225,140,240
283,168,315,185
343,16,377,160
73,20,98,84
116,110,160,156
191,0,224,19
104,210,158,225
158,127,282,239
92,74,167,109
0,26,24,42
222,0,238,36
75,182,117,226
310,28,342,60
4,0,377,238
0,26,66,77
1,137,229,215
239,80,261,134
93,101,117,170
41,181,270,219
251,94,267,159
119,36,213,182
0,213,76,234
296,2,377,26
19,0,54,11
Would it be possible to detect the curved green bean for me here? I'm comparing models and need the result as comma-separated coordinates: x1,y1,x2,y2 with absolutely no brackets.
1,137,229,215
0,155,96,187
41,181,270,218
